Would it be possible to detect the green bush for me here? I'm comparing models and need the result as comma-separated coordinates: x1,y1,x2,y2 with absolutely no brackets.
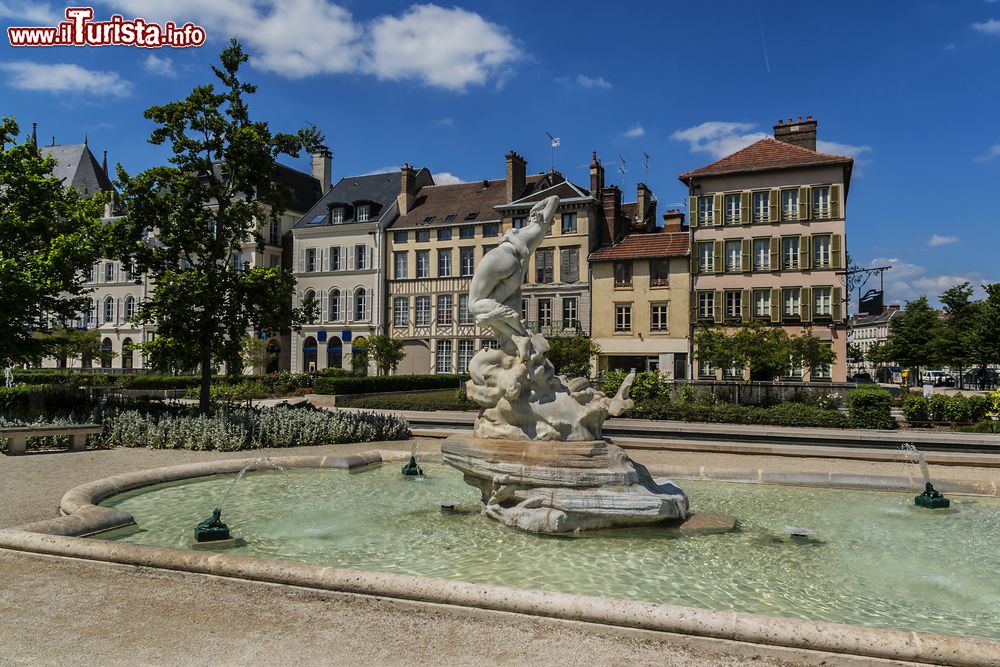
631,400,849,428
0,384,87,420
968,395,990,423
846,386,895,429
927,394,950,422
118,374,205,390
958,420,1000,433
10,370,116,386
903,393,989,426
337,389,475,412
313,374,467,395
901,395,930,425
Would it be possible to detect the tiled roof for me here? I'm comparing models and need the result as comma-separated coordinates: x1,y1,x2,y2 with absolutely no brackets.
273,163,323,214
679,137,852,179
849,308,900,327
390,174,547,229
498,179,590,209
590,231,690,261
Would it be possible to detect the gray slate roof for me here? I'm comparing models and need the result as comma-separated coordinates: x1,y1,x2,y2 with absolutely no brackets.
39,143,114,196
294,168,429,229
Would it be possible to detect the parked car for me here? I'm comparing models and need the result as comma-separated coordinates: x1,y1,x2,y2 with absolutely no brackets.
920,370,955,387
849,372,874,384
875,366,903,384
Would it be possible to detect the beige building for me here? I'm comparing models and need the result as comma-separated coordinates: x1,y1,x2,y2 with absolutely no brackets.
680,116,853,382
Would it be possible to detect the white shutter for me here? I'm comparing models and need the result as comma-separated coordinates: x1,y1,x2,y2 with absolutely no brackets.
347,246,355,271
320,290,327,322
116,298,122,324
368,246,374,270
298,245,305,273
345,289,353,321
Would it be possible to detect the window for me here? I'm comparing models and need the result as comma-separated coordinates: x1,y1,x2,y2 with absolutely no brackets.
308,215,325,225
536,248,554,283
394,252,408,279
329,290,342,321
698,195,714,225
786,356,803,379
354,288,368,321
560,247,579,283
781,190,799,221
615,304,632,332
697,291,715,319
458,294,473,324
651,304,669,331
124,295,136,319
812,186,831,219
753,289,771,318
84,300,96,328
356,205,370,222
782,237,800,270
512,217,526,229
84,265,95,283
437,228,452,241
698,359,716,378
392,297,408,327
303,289,316,310
698,242,714,273
436,340,453,373
438,249,452,277
753,191,770,222
724,194,740,224
465,212,479,221
416,250,430,278
459,226,475,239
482,339,499,350
782,288,801,317
103,296,115,323
813,358,832,380
538,299,552,327
105,262,114,282
650,259,669,286
521,298,528,321
725,290,742,320
355,245,369,270
415,296,431,326
753,239,771,271
814,287,833,317
813,235,831,267
416,230,431,243
725,240,742,272
460,248,475,276
483,222,499,237
305,248,317,272
457,340,475,373
393,230,407,243
270,254,280,267
437,294,453,325
614,261,633,287
332,208,344,223
562,297,578,327
423,216,435,224
330,246,342,271
232,252,244,273
561,212,577,234
269,219,280,244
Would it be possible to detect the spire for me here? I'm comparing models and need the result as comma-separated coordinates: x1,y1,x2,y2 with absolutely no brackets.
102,150,108,177
31,122,37,147
84,132,88,146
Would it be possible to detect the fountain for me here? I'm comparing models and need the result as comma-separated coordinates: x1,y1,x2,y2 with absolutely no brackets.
441,196,690,533
192,456,285,546
401,441,424,477
901,443,950,509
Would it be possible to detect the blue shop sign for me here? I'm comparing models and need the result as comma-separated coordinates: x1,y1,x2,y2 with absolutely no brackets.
342,330,352,342
317,330,327,343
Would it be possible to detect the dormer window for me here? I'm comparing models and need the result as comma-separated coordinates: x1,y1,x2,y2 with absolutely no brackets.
357,205,370,222
331,207,344,223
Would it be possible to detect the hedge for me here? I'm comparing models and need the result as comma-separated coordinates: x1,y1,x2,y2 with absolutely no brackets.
631,399,850,428
846,386,895,429
336,389,475,412
0,384,87,419
11,369,116,386
901,393,990,425
313,374,468,395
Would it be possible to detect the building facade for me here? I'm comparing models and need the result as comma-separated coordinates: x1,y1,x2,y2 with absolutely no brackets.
847,305,899,374
680,117,853,382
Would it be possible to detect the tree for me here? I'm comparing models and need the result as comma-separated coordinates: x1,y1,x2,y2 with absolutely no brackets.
117,40,321,412
547,336,600,378
971,282,1000,368
887,296,942,376
32,327,102,368
938,282,981,380
0,118,108,367
359,334,405,376
847,343,865,365
866,340,890,366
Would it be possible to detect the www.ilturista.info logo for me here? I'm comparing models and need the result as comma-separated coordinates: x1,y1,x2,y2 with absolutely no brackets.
7,7,206,47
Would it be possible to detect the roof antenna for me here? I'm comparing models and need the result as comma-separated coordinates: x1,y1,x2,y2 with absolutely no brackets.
545,131,559,173
617,153,627,187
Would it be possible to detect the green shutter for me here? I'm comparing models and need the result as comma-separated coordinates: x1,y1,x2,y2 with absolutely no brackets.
830,184,842,219
742,289,751,323
770,288,782,322
714,290,723,323
713,240,723,273
799,235,811,271
740,192,751,224
830,234,842,269
832,286,843,322
691,251,699,275
688,196,698,228
769,189,779,222
798,186,811,221
712,193,724,226
769,237,780,271
741,238,751,272
800,287,812,323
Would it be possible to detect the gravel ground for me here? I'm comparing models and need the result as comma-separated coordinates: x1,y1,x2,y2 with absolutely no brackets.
1,438,973,666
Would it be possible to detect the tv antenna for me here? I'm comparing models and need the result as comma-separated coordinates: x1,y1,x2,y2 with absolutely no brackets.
616,153,627,187
642,152,651,183
545,131,559,172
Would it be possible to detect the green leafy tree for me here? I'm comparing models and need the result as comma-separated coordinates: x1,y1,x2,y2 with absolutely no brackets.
972,282,1000,368
32,327,102,368
360,334,406,376
887,296,943,377
117,40,321,412
547,336,600,378
938,282,981,380
0,118,109,367
866,340,890,366
847,343,865,365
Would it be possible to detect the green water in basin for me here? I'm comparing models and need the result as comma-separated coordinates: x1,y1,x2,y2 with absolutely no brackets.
97,464,1000,641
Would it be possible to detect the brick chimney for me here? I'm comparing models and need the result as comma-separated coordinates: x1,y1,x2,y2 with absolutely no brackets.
600,185,622,245
773,116,817,151
589,151,604,195
661,209,685,233
398,163,416,214
635,182,656,232
311,144,332,194
505,150,526,203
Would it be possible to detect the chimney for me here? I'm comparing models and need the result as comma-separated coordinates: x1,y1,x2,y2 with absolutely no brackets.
589,151,604,194
505,150,526,203
661,209,685,233
635,182,656,232
600,185,622,245
31,122,37,148
773,115,817,151
310,144,332,194
398,163,416,214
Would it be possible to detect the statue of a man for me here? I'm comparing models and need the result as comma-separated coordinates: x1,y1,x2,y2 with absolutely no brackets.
468,196,558,359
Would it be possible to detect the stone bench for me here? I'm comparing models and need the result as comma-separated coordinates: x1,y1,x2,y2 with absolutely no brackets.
0,424,103,456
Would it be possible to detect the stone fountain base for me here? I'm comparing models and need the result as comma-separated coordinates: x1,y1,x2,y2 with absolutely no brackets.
441,435,689,534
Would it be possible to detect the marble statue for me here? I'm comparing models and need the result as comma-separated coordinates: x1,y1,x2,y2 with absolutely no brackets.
441,194,689,533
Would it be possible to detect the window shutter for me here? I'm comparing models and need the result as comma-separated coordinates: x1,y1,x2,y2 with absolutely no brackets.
798,186,810,221
768,190,779,222
690,299,699,323
799,235,811,270
770,288,782,322
713,290,723,323
688,196,698,228
298,246,305,273
368,246,374,270
832,287,843,322
712,193,724,226
830,234,842,269
800,287,812,323
713,240,723,273
347,246,355,270
740,192,751,224
830,184,842,219
742,289,751,323
769,237,780,270
344,289,353,321
741,239,751,272
691,253,699,275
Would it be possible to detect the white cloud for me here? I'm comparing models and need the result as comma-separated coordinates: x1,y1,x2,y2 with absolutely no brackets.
576,74,612,89
143,54,177,78
0,1,61,23
869,256,989,305
435,117,455,127
816,140,872,159
671,121,768,159
972,18,1000,34
432,171,463,185
0,61,131,96
622,124,645,139
975,144,1000,162
929,234,959,247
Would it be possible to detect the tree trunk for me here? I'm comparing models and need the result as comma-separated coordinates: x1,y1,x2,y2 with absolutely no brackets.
199,341,212,414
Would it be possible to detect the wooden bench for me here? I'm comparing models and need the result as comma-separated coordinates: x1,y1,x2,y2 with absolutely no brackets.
0,424,104,455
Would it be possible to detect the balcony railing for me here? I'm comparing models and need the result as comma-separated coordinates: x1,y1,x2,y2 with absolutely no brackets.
524,319,587,337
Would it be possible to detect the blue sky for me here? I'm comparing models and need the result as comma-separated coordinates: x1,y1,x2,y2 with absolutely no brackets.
2,1,999,307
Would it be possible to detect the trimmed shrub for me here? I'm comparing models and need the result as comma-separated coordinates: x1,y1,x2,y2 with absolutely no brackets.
901,395,930,425
313,374,467,395
337,389,475,412
846,386,896,429
903,393,990,426
631,400,849,428
10,370,116,386
0,384,87,420
118,374,205,390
